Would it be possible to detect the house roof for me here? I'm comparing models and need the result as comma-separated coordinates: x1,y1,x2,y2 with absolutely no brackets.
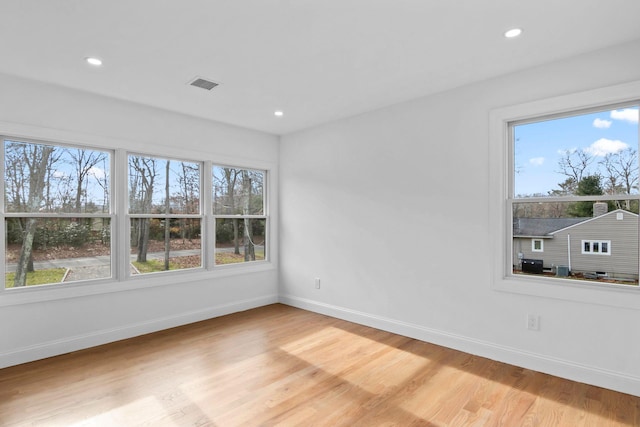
513,209,639,237
513,217,588,237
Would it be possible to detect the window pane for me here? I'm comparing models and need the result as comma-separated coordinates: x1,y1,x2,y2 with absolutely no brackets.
512,201,637,285
130,218,201,274
128,155,200,214
215,218,266,265
213,166,264,215
513,106,639,198
5,218,111,288
4,140,111,213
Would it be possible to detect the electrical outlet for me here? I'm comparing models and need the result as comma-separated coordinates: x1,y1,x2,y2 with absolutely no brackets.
315,277,321,289
527,314,540,331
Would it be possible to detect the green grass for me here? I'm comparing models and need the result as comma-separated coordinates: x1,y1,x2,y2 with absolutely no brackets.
5,268,67,288
133,250,266,272
215,250,265,265
132,259,176,273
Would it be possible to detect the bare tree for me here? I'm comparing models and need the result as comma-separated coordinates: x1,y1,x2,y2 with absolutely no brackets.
241,170,255,261
129,156,157,262
600,148,638,210
67,148,107,212
177,162,199,242
4,143,28,212
93,155,110,243
217,168,241,254
94,155,110,213
12,143,55,286
557,149,593,193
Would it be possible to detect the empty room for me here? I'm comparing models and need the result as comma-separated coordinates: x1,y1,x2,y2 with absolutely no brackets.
1,1,640,425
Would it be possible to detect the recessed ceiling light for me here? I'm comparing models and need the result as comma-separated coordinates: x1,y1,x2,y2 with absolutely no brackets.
274,111,284,117
504,28,522,38
85,57,103,66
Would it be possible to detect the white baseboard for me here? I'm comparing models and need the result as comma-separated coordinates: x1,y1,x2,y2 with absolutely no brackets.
0,294,278,369
279,294,640,397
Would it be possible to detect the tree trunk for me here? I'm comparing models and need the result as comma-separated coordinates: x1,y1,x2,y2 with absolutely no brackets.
14,145,54,286
242,171,255,261
75,184,83,213
27,253,34,273
132,157,156,263
14,218,38,286
243,218,255,261
233,219,240,254
137,218,150,263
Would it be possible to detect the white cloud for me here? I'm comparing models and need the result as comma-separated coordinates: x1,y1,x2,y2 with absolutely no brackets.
52,170,67,179
584,138,628,156
557,147,577,155
610,108,639,124
529,157,545,166
592,118,612,129
89,166,106,180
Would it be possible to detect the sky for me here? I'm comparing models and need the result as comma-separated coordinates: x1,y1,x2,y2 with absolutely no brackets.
514,106,639,197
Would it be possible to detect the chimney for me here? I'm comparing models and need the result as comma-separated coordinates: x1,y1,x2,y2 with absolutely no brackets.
593,202,608,217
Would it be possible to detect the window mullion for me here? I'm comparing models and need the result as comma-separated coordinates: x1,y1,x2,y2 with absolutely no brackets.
204,160,213,270
115,149,129,281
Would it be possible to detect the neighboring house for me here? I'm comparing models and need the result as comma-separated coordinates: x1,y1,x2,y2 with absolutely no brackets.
513,208,639,280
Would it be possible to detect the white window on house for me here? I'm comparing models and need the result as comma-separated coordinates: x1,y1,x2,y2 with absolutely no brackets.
128,154,202,275
532,239,544,252
213,166,266,266
582,240,611,255
3,138,112,288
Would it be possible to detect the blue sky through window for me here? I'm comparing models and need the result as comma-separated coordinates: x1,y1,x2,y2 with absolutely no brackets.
514,106,639,197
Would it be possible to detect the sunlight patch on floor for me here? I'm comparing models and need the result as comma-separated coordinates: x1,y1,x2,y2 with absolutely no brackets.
279,326,429,392
68,396,177,427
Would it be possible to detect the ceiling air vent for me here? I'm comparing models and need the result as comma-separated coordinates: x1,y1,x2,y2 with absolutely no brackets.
188,77,219,91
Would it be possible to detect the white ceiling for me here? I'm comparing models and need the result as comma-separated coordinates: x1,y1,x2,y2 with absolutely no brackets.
1,1,640,135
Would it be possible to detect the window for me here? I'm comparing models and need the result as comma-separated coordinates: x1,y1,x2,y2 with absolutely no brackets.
213,166,266,265
128,154,202,275
532,239,544,252
508,102,639,286
3,138,112,288
582,240,611,255
490,82,640,308
1,132,271,297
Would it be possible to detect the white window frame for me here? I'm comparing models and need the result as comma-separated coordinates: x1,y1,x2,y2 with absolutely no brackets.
212,164,269,267
489,80,640,309
0,124,275,307
1,136,115,287
582,240,611,255
126,152,205,278
531,239,544,252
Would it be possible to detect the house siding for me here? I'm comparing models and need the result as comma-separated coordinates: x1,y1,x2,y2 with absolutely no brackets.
513,210,639,279
513,237,556,267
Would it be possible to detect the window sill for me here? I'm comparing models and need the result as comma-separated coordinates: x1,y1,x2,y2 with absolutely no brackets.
492,273,640,310
0,261,276,307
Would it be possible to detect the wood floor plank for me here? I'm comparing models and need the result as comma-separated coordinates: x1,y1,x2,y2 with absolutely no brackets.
0,304,638,426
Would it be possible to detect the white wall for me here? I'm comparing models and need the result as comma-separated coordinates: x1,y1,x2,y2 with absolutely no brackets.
0,73,279,367
279,39,640,396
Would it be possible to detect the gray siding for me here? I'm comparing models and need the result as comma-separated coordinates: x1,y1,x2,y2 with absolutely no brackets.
513,237,554,267
513,210,639,278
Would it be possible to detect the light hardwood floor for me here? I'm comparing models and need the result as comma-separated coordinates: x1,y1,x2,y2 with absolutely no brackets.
1,304,638,426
